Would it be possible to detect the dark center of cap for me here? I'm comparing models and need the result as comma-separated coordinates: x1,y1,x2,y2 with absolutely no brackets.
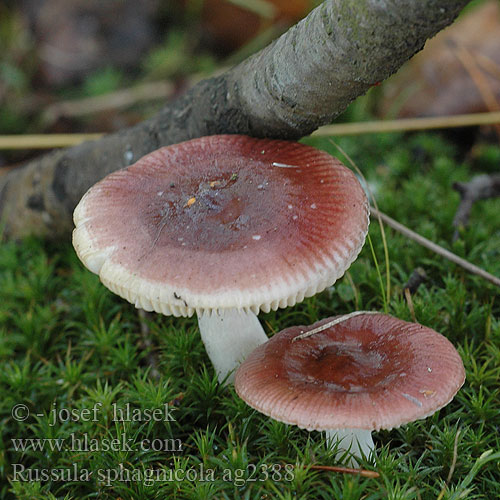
140,158,308,252
285,329,413,393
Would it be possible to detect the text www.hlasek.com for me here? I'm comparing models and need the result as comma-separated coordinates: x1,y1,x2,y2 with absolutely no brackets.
11,433,182,453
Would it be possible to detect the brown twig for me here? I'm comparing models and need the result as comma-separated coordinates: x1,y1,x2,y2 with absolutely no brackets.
305,464,380,479
370,207,500,288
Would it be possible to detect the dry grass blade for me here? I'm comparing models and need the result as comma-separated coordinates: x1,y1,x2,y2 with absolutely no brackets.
226,0,276,18
0,133,103,150
313,111,500,137
2,113,500,150
293,311,379,342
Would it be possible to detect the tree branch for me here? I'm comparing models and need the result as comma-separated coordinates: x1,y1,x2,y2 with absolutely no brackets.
0,0,470,239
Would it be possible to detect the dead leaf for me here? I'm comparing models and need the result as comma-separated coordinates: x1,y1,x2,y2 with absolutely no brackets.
379,1,500,118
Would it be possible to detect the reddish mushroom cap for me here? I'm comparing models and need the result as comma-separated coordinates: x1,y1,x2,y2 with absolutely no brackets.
235,313,465,431
73,135,368,316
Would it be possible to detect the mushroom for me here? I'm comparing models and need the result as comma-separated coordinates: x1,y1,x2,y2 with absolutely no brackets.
234,312,465,463
72,135,369,382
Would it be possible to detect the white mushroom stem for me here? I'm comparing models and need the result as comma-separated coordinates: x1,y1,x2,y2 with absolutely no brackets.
325,429,375,466
197,309,269,384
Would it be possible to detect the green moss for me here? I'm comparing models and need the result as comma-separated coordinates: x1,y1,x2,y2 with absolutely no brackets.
1,131,499,498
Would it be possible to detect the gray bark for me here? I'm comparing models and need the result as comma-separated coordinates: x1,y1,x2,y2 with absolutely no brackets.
0,0,470,239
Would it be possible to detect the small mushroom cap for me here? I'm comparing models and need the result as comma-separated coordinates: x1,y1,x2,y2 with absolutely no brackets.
73,135,368,316
235,313,465,431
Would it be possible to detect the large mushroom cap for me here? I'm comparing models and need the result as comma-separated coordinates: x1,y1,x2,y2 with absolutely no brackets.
235,313,465,431
73,135,368,316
